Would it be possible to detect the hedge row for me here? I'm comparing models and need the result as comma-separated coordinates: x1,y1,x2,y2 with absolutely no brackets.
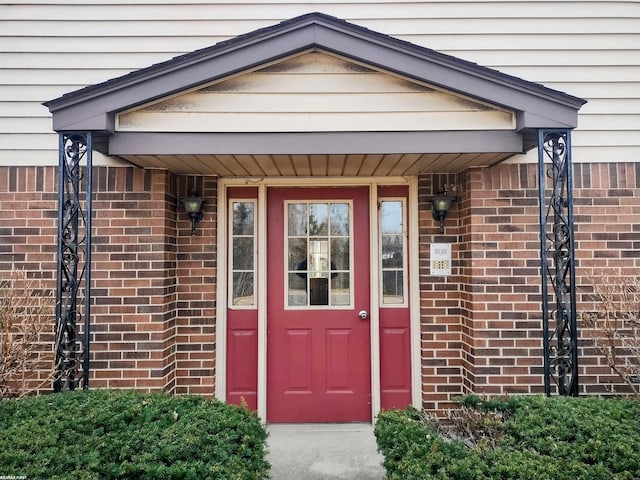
375,395,640,480
0,390,270,479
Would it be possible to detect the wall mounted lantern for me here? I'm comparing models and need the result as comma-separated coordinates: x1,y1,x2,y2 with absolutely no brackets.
181,193,204,236
431,190,454,234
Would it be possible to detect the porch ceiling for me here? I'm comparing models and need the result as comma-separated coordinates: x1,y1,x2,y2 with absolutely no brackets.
120,152,512,176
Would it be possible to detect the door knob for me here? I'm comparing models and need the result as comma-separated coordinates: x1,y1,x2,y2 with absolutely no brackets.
358,310,368,320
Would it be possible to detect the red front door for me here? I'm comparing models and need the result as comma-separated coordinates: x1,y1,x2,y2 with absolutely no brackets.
267,187,371,422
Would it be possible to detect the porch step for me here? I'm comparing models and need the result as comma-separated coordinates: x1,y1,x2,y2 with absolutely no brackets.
266,423,386,479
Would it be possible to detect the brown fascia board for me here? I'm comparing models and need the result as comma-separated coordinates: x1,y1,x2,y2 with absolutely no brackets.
43,12,587,132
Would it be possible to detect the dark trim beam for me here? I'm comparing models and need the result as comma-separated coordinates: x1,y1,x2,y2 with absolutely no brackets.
108,130,524,156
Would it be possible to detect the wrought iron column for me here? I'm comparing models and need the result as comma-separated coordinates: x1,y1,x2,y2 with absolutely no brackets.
537,129,578,396
54,132,92,392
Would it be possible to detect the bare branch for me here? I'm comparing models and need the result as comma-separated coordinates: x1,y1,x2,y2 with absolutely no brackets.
580,271,640,398
0,269,57,399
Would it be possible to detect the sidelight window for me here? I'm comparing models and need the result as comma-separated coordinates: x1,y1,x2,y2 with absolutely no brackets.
230,200,256,307
380,199,407,305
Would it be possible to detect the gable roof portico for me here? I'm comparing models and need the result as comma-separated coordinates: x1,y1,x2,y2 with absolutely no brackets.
44,12,586,176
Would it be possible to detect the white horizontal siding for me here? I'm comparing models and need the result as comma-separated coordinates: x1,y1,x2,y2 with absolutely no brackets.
117,53,514,133
581,99,640,115
3,2,637,20
547,82,640,100
118,110,513,132
4,18,638,36
1,0,638,166
7,34,640,53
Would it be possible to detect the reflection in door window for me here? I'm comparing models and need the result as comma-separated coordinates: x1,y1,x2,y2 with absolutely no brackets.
230,201,255,307
287,202,351,308
380,200,406,305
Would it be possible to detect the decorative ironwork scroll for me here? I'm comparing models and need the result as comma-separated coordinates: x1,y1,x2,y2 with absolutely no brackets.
54,132,92,392
537,129,578,396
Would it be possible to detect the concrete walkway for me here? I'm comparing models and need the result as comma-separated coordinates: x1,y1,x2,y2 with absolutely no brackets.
266,423,386,479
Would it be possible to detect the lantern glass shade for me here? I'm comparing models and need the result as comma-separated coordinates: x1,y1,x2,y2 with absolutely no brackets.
432,196,453,213
183,196,203,214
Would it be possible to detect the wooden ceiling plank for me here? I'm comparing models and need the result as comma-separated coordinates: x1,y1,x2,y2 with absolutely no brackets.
121,155,152,169
358,154,384,177
181,154,220,176
327,154,346,176
388,153,423,176
427,153,465,173
401,153,437,176
118,150,516,177
291,154,311,176
197,154,234,176
156,154,201,174
371,153,403,177
309,154,328,176
253,154,282,176
215,154,251,176
130,154,175,172
342,154,365,176
235,154,267,177
272,154,296,176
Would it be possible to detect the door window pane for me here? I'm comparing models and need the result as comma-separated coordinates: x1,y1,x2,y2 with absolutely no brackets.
288,238,307,271
381,201,403,234
233,202,254,235
230,201,256,307
309,239,329,278
232,272,254,306
288,273,308,306
330,203,350,235
233,237,254,270
286,201,352,308
381,235,403,268
309,204,328,236
382,270,403,302
331,238,350,271
331,273,350,306
288,203,307,236
380,200,406,305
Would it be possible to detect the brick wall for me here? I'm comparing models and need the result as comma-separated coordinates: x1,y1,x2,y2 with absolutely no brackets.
417,162,640,411
89,169,218,394
0,166,58,278
572,163,640,393
418,173,464,411
1,162,638,407
174,175,217,395
0,166,218,396
0,166,58,392
90,167,177,391
458,166,546,398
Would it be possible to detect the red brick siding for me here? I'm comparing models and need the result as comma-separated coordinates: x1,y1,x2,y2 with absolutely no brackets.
0,166,58,390
572,163,640,394
0,166,218,395
90,167,177,391
174,175,217,395
2,162,638,408
418,173,464,411
418,162,640,411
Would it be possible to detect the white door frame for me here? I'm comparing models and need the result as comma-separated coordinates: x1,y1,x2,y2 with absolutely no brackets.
216,176,421,421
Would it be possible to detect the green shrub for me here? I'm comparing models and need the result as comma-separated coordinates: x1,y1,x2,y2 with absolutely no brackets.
375,396,640,480
502,395,640,477
375,407,485,480
0,389,270,479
